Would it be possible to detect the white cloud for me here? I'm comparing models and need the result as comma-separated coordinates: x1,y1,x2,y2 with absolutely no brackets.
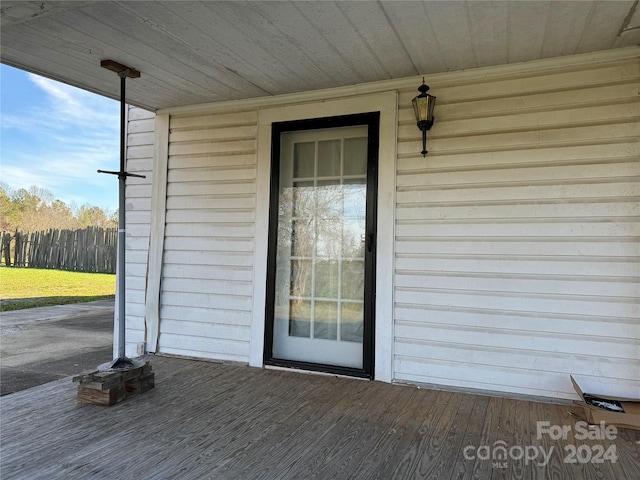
28,74,119,126
1,74,121,209
2,146,120,209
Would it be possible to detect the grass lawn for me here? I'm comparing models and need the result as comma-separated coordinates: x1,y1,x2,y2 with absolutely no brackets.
0,267,116,311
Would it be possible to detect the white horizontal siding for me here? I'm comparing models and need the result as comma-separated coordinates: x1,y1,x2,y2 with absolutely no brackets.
394,57,640,399
157,110,258,361
128,49,638,400
124,106,156,357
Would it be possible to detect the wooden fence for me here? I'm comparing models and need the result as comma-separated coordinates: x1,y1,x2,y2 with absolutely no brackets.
0,227,117,273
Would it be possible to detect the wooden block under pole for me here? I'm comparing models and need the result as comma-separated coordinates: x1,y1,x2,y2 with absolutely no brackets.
78,384,125,407
141,361,153,375
78,371,123,391
121,366,144,382
76,361,154,406
72,370,99,383
125,372,155,397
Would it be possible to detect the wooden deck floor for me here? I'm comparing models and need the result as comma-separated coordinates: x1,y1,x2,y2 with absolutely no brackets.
1,355,638,479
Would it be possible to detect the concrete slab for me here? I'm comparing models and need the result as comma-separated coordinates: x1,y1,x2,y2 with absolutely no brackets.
0,300,115,396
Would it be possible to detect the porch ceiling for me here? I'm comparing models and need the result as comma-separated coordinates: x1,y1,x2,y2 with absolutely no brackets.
2,1,639,111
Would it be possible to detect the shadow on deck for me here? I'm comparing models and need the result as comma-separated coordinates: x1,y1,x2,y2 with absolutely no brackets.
1,355,638,479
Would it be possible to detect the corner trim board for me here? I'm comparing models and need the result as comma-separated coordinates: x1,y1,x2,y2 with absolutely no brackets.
144,113,170,353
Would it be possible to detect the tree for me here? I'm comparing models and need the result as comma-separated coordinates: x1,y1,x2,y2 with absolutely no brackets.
0,185,116,232
0,183,17,231
39,200,77,230
76,205,114,228
12,187,42,218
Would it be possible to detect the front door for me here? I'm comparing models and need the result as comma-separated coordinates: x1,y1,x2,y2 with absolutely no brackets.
264,113,379,378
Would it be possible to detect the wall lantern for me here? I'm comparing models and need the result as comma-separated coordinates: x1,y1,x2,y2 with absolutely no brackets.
411,78,436,156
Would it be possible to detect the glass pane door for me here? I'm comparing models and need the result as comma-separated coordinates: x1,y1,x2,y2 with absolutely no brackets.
271,126,370,369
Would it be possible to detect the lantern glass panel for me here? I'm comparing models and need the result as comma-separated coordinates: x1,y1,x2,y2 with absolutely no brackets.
427,95,436,121
412,96,427,122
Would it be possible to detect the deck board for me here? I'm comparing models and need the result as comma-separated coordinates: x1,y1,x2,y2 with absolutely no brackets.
1,355,638,479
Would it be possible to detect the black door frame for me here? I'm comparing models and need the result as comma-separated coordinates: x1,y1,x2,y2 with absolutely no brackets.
263,112,380,379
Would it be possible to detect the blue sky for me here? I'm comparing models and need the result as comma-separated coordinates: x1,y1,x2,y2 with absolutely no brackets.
1,64,120,211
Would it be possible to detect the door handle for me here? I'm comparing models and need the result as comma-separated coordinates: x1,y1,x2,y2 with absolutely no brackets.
366,233,373,253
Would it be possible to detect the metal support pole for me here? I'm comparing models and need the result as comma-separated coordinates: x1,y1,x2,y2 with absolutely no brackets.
117,70,127,359
97,59,144,370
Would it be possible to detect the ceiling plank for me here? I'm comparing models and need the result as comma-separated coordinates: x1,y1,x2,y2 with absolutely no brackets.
204,0,335,91
0,40,168,110
0,1,95,27
577,0,640,52
247,1,362,86
94,2,264,100
129,1,286,96
419,1,477,72
379,1,447,75
15,14,215,106
507,1,552,63
541,1,594,58
335,1,418,79
292,1,392,83
467,1,509,68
